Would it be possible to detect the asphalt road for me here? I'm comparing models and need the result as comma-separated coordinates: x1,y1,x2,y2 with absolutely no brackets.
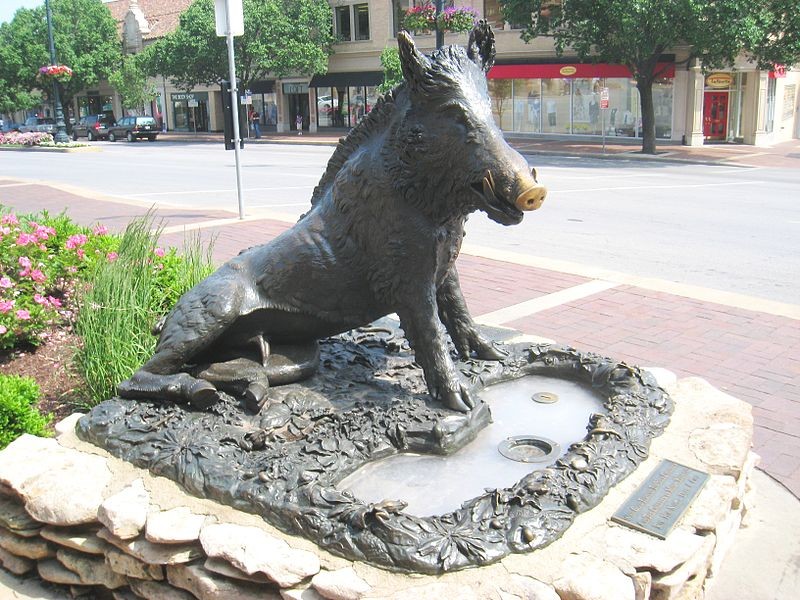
1,141,798,304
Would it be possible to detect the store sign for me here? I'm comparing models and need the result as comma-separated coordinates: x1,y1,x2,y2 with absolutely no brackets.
171,92,208,102
283,83,309,95
559,66,577,77
706,73,733,89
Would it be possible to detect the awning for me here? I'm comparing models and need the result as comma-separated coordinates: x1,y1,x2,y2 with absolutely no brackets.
309,71,384,88
488,62,675,80
249,80,275,94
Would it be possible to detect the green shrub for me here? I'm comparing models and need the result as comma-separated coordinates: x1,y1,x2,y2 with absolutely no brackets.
76,214,214,405
0,374,51,448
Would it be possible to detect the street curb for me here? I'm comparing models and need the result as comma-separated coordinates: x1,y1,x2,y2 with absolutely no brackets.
0,144,99,153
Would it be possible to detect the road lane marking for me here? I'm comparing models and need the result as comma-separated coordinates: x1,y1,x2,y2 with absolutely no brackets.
475,280,621,326
548,180,766,194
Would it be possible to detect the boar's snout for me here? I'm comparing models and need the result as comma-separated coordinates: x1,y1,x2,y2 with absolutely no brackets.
515,169,547,212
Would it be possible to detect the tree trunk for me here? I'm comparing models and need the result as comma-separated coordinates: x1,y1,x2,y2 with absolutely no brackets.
637,78,657,154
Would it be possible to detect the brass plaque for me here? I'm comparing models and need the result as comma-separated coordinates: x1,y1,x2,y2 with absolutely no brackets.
611,459,709,539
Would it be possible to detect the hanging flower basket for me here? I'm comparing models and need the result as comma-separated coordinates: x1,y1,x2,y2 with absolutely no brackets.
39,65,73,82
402,4,478,35
437,6,478,33
402,4,436,33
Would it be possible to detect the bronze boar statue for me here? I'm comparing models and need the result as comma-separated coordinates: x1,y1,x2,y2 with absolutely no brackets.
118,22,546,413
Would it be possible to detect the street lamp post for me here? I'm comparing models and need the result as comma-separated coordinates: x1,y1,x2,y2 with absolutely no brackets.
45,0,69,143
434,0,444,49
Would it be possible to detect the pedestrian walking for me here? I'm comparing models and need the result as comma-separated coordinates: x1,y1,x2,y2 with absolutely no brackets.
252,110,261,139
295,113,303,135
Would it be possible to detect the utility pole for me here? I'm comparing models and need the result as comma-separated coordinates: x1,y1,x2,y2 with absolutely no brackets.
434,0,444,49
44,0,69,143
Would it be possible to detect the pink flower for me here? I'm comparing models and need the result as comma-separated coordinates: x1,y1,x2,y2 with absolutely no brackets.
34,294,49,305
154,247,166,257
34,224,55,240
67,266,78,273
76,248,85,260
93,224,108,236
47,295,62,308
15,232,37,246
0,300,13,313
1,214,18,225
1,227,10,235
65,233,88,249
15,309,30,320
0,325,7,335
0,277,13,289
106,252,119,262
18,256,32,269
29,269,46,282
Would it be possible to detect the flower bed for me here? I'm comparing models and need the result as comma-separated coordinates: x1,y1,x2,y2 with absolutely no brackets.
0,131,54,147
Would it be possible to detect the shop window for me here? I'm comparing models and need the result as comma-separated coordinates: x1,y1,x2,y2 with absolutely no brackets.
336,3,370,41
572,78,602,135
512,79,542,133
488,79,514,131
542,79,570,134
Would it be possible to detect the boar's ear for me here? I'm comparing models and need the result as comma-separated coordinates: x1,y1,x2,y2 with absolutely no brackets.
397,30,431,91
467,20,496,73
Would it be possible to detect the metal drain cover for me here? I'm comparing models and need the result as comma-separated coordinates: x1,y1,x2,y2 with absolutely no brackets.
498,435,561,463
532,391,559,404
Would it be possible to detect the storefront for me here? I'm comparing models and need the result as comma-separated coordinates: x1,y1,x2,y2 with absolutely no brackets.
76,92,115,119
248,80,278,132
170,92,209,132
487,62,675,139
309,72,383,130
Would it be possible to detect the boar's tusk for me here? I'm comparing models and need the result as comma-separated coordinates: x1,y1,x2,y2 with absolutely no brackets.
482,174,497,203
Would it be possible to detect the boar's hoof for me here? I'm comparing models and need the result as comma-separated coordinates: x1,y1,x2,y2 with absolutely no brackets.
472,339,508,361
442,384,475,413
188,380,223,410
244,381,270,414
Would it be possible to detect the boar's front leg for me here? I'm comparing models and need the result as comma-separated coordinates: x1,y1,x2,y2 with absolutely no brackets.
437,268,506,361
398,291,474,413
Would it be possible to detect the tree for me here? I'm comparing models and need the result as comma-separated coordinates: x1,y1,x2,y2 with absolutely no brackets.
109,55,158,114
142,0,336,92
378,47,403,93
0,0,121,127
0,20,42,115
499,1,800,154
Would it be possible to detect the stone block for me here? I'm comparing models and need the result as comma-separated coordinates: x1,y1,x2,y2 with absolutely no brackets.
497,574,560,600
311,567,371,600
281,584,326,600
40,524,111,555
0,545,35,575
167,563,281,600
682,475,737,533
98,527,203,565
0,526,54,559
106,546,164,580
130,577,197,600
204,556,273,583
651,533,715,600
98,479,150,540
0,435,112,526
200,523,320,588
552,552,636,600
37,557,84,585
0,495,42,536
146,506,207,544
56,547,128,589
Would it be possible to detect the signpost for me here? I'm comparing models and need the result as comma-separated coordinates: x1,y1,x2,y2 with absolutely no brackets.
215,0,245,219
188,98,199,135
600,87,610,153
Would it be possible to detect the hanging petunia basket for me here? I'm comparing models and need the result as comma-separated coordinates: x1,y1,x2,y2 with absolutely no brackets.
39,65,73,82
402,4,478,35
402,4,436,33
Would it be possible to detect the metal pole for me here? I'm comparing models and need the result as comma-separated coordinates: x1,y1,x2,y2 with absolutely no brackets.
602,106,606,154
434,0,444,49
224,0,245,219
45,0,68,143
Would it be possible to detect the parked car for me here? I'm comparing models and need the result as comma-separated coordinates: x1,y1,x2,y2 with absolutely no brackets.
107,116,160,142
1,122,23,133
72,114,116,141
20,117,55,134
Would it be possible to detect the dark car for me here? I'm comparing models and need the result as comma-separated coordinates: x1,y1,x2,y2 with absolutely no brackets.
1,122,23,133
72,114,115,141
20,117,55,134
107,116,160,142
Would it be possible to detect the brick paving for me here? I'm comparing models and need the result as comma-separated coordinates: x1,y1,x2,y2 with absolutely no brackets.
1,137,798,498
